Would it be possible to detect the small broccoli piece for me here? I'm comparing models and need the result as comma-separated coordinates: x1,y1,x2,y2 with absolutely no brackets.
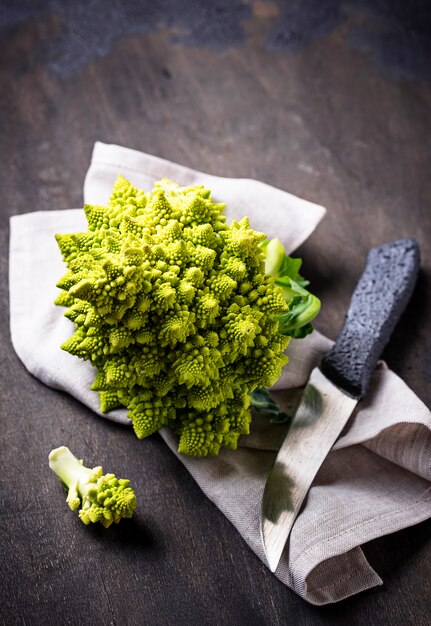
48,446,136,527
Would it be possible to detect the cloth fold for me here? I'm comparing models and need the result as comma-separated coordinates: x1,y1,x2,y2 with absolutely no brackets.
9,142,431,605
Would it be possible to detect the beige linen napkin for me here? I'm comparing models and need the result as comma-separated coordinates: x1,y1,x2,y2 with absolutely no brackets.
9,142,431,605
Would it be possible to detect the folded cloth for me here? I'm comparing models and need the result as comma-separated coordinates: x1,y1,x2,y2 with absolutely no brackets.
9,142,431,605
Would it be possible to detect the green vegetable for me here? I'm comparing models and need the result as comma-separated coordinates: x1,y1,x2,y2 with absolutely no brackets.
48,446,136,527
262,238,321,339
248,387,291,424
55,177,318,456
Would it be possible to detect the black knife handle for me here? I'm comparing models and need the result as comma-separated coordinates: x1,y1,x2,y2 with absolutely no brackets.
320,238,420,399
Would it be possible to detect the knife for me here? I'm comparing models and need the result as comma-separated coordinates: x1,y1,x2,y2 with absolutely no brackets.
260,238,420,573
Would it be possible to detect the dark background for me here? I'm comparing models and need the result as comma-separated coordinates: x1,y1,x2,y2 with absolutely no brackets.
1,1,430,624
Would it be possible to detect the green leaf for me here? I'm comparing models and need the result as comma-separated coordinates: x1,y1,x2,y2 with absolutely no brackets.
262,238,321,338
249,388,291,424
279,255,304,282
273,294,321,335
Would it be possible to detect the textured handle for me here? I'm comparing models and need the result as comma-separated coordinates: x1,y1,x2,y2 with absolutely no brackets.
320,238,420,399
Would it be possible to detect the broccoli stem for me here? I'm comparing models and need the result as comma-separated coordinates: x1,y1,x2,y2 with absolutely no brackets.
49,446,97,509
263,238,285,276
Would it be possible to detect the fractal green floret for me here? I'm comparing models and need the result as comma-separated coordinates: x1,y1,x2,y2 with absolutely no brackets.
48,446,137,527
55,176,319,456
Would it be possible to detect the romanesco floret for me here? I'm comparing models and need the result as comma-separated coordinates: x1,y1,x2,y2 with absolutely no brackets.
48,446,136,527
55,177,292,456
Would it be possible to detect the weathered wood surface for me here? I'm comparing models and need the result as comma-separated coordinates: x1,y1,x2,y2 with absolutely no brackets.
1,3,430,625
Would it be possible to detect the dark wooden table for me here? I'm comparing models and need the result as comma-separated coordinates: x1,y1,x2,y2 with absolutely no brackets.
1,3,430,625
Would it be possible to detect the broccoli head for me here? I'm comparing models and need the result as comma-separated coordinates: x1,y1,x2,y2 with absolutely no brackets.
48,446,137,527
55,177,292,455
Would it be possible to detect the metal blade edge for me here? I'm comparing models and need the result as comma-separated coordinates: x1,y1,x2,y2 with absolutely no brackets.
260,367,358,572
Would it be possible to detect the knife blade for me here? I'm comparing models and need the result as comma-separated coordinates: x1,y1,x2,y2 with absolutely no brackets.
260,238,420,573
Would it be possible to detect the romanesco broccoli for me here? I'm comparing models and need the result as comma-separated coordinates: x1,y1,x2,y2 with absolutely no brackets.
55,177,317,456
48,446,137,527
